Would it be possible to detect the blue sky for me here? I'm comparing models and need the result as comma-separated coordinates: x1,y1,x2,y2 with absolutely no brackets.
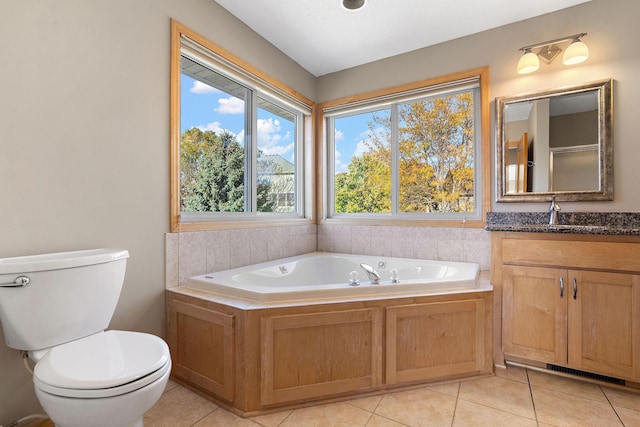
181,75,296,163
181,73,384,172
334,110,389,173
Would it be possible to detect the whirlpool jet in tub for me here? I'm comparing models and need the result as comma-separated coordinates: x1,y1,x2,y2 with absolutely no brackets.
187,251,480,302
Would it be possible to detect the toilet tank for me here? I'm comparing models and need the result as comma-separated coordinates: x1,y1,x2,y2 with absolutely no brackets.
0,249,129,351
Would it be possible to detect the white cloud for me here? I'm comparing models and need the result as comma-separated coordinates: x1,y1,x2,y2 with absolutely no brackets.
257,118,294,156
334,148,348,173
334,129,345,143
354,140,370,157
236,129,245,145
264,142,295,156
196,122,241,144
196,121,224,133
215,96,245,114
353,126,386,157
190,81,219,94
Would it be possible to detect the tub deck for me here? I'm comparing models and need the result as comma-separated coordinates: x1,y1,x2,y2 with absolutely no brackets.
187,252,481,303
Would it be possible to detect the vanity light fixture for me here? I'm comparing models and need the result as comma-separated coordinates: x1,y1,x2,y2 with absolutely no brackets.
516,33,588,74
342,0,366,11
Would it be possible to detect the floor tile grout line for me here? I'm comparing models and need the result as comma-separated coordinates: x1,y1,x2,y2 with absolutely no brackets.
189,404,220,427
456,374,539,422
525,369,541,426
450,382,460,427
454,397,538,423
601,384,628,426
527,374,629,406
366,413,411,427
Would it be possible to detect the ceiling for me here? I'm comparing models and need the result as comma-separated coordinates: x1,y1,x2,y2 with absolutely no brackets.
214,0,591,77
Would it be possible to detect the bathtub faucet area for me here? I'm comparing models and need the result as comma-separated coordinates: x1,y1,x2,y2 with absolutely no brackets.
187,252,481,302
360,263,381,284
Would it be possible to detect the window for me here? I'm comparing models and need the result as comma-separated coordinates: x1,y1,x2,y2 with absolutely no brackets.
171,21,313,231
322,69,489,224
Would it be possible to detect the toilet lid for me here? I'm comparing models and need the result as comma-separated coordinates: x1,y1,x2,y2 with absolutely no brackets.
34,330,170,393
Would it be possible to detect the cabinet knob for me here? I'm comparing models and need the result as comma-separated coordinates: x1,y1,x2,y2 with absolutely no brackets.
560,276,565,298
573,278,578,300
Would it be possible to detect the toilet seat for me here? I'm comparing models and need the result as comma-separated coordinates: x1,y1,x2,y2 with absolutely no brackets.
33,330,171,399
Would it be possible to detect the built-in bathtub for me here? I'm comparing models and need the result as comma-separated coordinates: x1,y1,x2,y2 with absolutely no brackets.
187,252,480,302
167,251,492,416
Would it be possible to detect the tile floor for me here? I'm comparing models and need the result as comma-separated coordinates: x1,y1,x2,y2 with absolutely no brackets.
143,365,640,427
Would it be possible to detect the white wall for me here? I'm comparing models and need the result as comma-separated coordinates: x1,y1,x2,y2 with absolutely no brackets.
317,0,640,213
1,0,638,423
0,0,315,423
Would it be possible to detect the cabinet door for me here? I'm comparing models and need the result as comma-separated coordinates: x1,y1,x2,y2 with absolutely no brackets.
568,270,640,380
503,265,567,364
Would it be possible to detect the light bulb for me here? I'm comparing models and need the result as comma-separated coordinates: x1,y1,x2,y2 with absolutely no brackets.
563,39,589,65
517,50,540,74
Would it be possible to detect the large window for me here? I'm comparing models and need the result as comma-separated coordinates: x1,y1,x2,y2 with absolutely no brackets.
171,21,313,231
322,69,489,224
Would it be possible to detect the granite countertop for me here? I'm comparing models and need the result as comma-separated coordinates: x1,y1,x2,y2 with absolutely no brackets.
485,212,640,235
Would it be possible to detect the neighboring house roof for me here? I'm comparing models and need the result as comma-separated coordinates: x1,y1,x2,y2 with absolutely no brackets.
257,154,295,174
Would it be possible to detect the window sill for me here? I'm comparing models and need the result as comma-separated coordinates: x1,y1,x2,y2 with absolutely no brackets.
320,216,486,229
171,216,314,232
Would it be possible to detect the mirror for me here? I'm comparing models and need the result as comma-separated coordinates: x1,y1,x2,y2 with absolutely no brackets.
496,79,613,202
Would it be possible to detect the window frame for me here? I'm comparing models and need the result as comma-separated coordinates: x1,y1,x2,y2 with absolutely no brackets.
170,20,315,232
318,67,490,228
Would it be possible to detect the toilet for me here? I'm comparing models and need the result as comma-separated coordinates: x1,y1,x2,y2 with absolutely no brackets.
0,249,171,427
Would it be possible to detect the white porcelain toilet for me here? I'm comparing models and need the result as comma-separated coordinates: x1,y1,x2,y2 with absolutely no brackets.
0,249,171,427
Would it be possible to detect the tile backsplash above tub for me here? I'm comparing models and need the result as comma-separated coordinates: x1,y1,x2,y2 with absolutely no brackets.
165,224,316,288
317,225,490,271
165,224,490,289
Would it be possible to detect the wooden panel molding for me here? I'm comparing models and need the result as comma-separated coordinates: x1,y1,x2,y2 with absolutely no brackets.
260,308,383,405
167,299,235,402
386,299,486,384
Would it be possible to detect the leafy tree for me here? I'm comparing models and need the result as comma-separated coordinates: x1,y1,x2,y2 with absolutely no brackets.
335,115,392,213
180,128,245,212
334,92,475,214
335,153,391,213
398,93,474,212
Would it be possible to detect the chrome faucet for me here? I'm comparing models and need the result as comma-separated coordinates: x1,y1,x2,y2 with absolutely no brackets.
549,195,561,225
360,263,381,284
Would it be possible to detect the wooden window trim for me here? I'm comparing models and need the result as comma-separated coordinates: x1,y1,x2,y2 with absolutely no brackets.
316,67,490,228
170,20,315,232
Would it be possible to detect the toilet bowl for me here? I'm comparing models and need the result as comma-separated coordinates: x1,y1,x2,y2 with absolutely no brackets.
0,249,172,427
32,330,171,427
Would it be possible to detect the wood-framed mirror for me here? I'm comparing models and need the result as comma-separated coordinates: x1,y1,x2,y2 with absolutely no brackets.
496,79,613,202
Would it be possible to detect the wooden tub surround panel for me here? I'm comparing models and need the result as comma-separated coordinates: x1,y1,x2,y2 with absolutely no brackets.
166,299,235,402
386,299,486,384
166,289,493,416
261,308,383,405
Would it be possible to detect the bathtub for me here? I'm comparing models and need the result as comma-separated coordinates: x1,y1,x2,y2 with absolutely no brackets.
187,252,479,302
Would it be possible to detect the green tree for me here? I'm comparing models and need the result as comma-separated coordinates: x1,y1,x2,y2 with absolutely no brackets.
398,93,474,212
335,152,391,213
334,92,474,214
180,128,245,212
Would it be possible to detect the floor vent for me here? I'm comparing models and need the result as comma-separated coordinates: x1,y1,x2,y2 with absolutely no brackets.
546,364,625,385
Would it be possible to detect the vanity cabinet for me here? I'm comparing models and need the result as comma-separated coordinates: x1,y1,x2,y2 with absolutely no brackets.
494,233,640,382
502,265,567,364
